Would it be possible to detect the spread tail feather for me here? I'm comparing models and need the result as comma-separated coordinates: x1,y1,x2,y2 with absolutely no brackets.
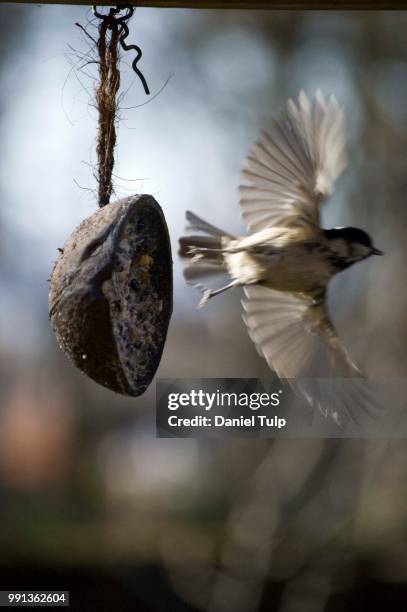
178,235,224,259
179,211,237,303
185,210,235,239
179,211,235,266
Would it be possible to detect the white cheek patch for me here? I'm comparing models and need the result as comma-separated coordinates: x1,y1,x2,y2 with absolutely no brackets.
351,244,371,260
330,239,349,258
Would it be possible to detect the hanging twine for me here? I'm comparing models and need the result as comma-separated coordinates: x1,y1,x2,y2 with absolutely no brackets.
49,8,172,399
95,12,121,207
91,6,150,208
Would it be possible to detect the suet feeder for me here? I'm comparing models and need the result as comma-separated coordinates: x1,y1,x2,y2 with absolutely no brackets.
45,6,174,396
49,194,172,396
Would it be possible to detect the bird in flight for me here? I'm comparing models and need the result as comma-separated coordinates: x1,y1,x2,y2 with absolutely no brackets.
179,91,384,424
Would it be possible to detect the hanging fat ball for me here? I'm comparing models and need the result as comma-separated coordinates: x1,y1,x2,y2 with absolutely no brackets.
49,195,172,396
48,10,173,396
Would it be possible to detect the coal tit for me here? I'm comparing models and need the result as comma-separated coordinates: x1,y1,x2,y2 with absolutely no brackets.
179,91,384,424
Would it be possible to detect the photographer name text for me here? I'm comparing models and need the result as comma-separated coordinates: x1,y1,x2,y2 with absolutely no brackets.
167,414,286,429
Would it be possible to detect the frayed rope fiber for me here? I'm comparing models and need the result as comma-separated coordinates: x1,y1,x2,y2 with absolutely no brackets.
96,14,121,208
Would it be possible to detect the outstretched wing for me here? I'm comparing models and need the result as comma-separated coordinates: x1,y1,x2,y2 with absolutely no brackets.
239,91,347,234
242,286,357,378
242,286,378,424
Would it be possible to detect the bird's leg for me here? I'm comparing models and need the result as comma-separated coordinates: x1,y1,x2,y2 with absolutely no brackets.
189,245,247,255
197,280,239,308
188,246,224,256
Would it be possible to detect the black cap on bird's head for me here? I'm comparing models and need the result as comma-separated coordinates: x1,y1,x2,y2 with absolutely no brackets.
324,226,384,257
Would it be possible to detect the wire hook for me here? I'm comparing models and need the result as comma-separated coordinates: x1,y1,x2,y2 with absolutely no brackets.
93,5,150,95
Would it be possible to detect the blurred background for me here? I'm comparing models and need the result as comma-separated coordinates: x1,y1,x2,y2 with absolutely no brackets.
0,4,406,610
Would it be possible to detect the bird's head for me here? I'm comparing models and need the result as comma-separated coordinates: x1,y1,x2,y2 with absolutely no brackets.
324,227,384,267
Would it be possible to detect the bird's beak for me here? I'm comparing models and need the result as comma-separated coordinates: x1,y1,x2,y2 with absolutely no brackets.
372,247,384,256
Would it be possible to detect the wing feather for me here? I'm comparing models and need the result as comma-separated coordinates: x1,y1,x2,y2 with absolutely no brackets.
239,91,347,234
242,286,379,424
